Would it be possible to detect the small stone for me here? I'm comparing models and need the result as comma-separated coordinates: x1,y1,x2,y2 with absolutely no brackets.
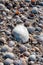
19,45,27,53
39,20,43,24
4,58,13,65
8,41,15,47
0,18,4,25
23,51,30,57
21,15,27,22
28,54,36,61
27,26,35,34
0,62,4,65
19,8,24,13
35,27,42,32
39,16,43,20
31,7,38,14
12,24,29,43
3,52,15,59
5,30,11,36
39,2,43,6
39,57,43,63
1,45,13,52
35,33,43,42
0,4,5,10
13,59,23,65
16,18,23,24
25,0,31,2
24,7,28,11
28,13,34,19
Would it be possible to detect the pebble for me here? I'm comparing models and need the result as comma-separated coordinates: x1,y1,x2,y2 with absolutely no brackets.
0,62,4,65
3,52,15,59
13,59,23,65
27,26,35,34
19,8,24,13
23,51,30,57
31,7,38,14
16,18,23,24
12,24,29,43
35,27,42,32
19,45,27,53
39,2,43,6
35,33,43,42
0,37,6,45
39,57,43,63
8,41,15,47
4,58,13,65
0,18,4,25
1,45,13,52
28,54,36,62
25,0,31,2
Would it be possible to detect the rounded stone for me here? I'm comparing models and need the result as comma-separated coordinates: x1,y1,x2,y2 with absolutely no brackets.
13,59,23,65
23,51,30,57
4,58,13,65
27,26,35,34
3,52,15,59
39,2,43,6
29,54,36,61
8,41,15,47
31,7,38,14
12,24,29,43
39,57,43,63
0,62,4,65
35,33,43,42
1,45,12,52
35,27,42,32
38,33,43,42
25,0,31,2
19,45,27,53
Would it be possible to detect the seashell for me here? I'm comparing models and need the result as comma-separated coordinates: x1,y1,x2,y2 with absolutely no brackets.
12,24,29,43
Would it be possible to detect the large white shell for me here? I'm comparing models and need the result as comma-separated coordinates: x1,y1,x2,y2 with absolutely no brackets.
12,24,29,43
